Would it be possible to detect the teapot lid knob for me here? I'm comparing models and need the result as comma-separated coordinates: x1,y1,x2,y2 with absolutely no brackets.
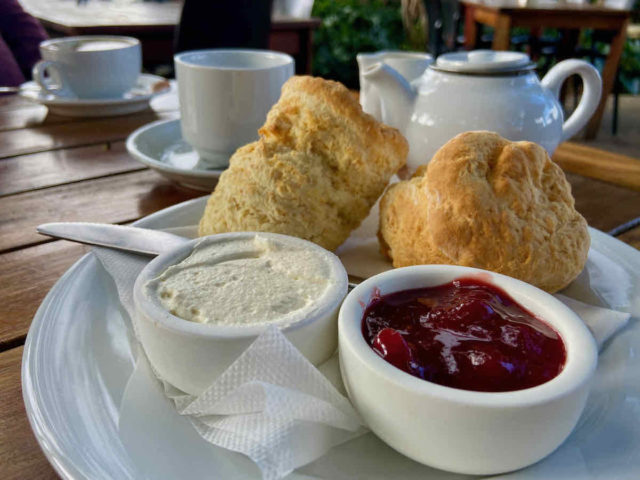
435,49,533,74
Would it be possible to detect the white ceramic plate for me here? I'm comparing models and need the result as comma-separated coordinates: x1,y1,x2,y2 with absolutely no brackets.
22,196,640,479
126,119,225,192
19,74,170,117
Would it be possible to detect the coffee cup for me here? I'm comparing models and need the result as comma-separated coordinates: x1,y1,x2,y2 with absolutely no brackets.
33,36,142,99
174,49,294,168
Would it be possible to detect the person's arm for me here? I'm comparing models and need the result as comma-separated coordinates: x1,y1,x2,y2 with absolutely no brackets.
0,34,26,86
0,0,48,79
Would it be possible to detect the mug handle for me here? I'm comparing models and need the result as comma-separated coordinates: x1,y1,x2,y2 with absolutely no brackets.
32,60,71,96
541,59,602,142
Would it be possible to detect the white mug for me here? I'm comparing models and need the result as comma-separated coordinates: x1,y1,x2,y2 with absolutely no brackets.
174,49,294,168
33,36,141,99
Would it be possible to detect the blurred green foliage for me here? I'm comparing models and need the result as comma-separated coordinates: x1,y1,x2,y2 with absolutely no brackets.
619,39,640,95
311,0,408,88
311,0,639,94
577,29,640,95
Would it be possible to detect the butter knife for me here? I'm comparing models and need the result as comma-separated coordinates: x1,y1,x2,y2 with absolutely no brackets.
36,222,187,256
37,222,363,290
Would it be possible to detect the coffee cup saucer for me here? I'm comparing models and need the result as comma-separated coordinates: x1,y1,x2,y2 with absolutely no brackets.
19,73,170,117
126,118,226,192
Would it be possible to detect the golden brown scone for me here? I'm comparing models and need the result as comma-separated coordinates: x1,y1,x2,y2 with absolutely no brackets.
379,131,590,293
199,76,408,250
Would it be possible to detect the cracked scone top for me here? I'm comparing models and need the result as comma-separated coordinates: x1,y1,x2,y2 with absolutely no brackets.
198,75,408,251
378,131,590,293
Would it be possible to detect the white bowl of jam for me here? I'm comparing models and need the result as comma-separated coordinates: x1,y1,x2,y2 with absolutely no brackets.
338,265,597,475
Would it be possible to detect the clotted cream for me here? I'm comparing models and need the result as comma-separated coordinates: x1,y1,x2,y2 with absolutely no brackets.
147,234,335,326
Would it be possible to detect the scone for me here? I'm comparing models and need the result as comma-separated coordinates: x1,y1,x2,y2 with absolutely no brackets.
379,131,589,293
199,76,408,250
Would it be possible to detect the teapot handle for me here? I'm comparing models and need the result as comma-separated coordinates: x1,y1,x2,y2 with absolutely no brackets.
541,59,602,142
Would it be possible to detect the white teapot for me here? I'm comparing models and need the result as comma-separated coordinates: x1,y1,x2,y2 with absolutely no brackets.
359,50,602,174
357,50,433,122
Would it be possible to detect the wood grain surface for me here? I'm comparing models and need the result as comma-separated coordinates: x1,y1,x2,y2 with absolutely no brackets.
461,0,630,15
0,105,72,132
0,95,33,111
565,172,640,232
0,346,59,480
0,242,86,349
0,169,201,252
0,110,176,159
554,142,640,191
0,142,142,196
618,225,640,250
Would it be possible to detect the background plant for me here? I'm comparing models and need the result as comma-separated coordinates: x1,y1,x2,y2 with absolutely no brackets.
311,0,639,94
311,0,408,88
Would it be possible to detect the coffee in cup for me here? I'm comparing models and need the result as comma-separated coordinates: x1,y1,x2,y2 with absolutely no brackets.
174,49,294,168
33,36,142,99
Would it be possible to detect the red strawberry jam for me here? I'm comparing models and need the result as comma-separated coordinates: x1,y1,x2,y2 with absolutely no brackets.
362,277,566,392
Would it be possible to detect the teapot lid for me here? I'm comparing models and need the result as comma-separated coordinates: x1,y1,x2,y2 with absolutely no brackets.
433,50,534,74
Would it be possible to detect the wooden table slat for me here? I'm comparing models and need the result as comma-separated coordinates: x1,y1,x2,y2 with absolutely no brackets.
0,242,86,349
553,142,640,192
0,346,59,480
0,110,176,160
617,225,640,250
0,95,35,113
0,141,144,196
565,172,640,232
0,105,77,132
0,169,202,253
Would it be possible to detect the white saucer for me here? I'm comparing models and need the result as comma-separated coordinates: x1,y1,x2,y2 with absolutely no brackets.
126,118,225,192
19,74,171,117
21,196,640,480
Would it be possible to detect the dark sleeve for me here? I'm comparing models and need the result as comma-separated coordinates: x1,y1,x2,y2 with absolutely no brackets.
0,0,48,80
0,33,26,86
175,0,273,53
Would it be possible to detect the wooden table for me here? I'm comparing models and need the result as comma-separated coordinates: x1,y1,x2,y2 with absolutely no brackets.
0,95,639,478
460,0,631,139
18,0,321,74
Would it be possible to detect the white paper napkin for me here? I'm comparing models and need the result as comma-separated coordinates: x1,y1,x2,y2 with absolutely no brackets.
93,247,365,480
93,221,632,480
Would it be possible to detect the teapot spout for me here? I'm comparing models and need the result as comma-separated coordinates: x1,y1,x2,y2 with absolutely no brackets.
361,62,416,131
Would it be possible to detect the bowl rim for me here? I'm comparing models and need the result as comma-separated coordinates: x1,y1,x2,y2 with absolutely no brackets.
338,264,598,408
39,35,141,51
134,231,348,339
173,49,294,72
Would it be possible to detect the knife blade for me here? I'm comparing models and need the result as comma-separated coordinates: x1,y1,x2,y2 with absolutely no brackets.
37,222,363,290
36,222,188,256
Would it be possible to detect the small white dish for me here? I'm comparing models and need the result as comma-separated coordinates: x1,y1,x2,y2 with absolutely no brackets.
18,73,170,117
126,118,223,192
134,232,348,395
339,265,598,475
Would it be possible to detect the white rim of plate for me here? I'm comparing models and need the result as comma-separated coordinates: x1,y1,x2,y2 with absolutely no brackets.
21,196,207,480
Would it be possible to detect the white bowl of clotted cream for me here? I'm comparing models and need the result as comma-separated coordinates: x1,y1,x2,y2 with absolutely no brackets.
133,232,348,395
